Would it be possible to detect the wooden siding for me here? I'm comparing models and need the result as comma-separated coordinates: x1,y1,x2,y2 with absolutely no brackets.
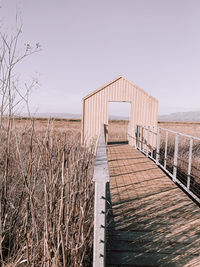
81,76,158,145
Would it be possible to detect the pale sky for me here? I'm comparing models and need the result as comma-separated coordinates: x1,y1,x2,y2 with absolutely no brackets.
1,0,200,116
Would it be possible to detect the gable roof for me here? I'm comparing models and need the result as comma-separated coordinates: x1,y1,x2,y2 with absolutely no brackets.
82,75,158,102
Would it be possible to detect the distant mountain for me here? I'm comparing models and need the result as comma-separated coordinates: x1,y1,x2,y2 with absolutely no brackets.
159,111,200,122
109,115,129,120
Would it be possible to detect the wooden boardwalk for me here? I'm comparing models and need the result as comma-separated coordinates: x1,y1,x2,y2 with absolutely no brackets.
106,144,200,267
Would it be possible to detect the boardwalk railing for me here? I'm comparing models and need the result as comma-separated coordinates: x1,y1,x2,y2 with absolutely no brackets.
93,125,110,267
135,125,200,203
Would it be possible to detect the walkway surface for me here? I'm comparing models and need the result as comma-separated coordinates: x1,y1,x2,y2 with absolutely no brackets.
106,144,200,267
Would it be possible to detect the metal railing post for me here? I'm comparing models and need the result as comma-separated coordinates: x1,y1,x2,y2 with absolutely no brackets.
142,126,145,153
151,126,154,158
173,133,179,182
146,126,150,156
140,126,142,151
156,128,160,164
149,126,200,204
135,125,138,148
141,126,143,152
187,138,193,190
164,131,168,169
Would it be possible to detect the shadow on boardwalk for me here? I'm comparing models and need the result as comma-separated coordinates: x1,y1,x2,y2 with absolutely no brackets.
106,144,200,267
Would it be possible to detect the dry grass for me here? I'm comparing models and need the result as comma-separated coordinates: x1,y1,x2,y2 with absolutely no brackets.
0,118,94,267
108,120,129,142
159,121,200,138
13,118,81,133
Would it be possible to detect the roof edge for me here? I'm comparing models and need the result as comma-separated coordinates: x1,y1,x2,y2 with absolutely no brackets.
123,77,158,103
82,75,158,103
82,76,123,101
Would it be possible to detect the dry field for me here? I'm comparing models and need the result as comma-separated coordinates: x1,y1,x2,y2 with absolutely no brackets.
159,121,200,138
14,119,200,139
0,118,94,267
13,117,81,133
108,120,200,140
108,120,129,142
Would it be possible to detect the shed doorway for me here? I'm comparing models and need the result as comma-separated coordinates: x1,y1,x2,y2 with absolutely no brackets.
108,102,131,144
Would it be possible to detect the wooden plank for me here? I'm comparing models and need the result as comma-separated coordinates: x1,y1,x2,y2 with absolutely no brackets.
107,238,200,254
106,251,200,266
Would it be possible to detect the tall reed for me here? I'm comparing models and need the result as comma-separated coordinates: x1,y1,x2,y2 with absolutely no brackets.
0,118,95,266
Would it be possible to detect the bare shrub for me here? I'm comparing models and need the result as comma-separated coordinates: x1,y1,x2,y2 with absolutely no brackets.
0,119,94,266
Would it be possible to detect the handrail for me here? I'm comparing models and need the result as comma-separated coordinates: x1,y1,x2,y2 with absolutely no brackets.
159,127,200,141
136,124,200,141
135,124,200,204
93,125,110,267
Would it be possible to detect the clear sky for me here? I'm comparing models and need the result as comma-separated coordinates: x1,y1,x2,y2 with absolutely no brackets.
1,0,200,115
